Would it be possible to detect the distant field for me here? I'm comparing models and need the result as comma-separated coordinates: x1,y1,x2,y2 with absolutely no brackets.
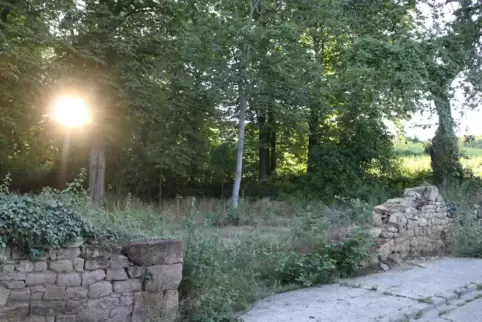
395,140,482,177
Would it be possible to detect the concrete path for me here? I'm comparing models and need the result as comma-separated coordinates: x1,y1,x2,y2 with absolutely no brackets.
242,258,482,322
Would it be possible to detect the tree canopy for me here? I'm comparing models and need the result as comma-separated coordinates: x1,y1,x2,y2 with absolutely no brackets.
1,0,481,202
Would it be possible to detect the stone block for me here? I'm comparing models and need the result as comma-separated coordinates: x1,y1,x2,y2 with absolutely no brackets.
145,264,182,291
87,296,119,309
9,288,30,301
57,273,81,287
55,315,77,322
106,269,128,281
73,258,84,272
26,316,46,322
30,300,66,315
66,287,88,299
26,272,57,286
89,281,112,298
15,260,34,273
49,260,73,273
0,285,11,305
77,307,110,322
109,255,129,269
110,306,132,319
34,261,48,272
113,279,142,293
56,248,81,260
120,293,134,306
122,239,183,266
82,270,106,286
1,264,15,274
43,287,67,300
0,302,29,319
85,258,109,270
131,292,148,322
418,218,428,227
161,290,179,320
64,299,87,314
1,280,25,289
81,245,104,259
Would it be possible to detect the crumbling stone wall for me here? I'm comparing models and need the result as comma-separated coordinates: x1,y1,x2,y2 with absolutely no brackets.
0,239,182,322
371,185,455,269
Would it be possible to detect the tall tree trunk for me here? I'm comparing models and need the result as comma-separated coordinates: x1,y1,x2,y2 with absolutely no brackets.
268,109,276,175
258,114,269,180
232,79,248,209
89,131,105,204
307,30,324,175
232,0,259,209
430,92,463,187
158,168,163,207
307,107,319,174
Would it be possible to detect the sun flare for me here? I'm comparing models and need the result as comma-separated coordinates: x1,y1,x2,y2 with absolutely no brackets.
54,96,90,128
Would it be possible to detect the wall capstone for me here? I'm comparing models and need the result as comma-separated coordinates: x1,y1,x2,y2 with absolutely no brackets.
0,238,183,322
370,185,455,270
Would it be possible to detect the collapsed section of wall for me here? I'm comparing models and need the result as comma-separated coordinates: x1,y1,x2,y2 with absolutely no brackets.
0,239,182,322
371,185,455,268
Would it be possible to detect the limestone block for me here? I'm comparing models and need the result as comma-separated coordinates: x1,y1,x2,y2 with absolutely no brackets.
110,307,132,320
77,307,110,322
34,261,48,272
43,287,67,300
9,288,31,301
54,315,76,322
161,289,179,317
0,285,11,305
73,258,84,272
31,285,46,300
372,211,382,225
26,272,57,286
89,281,113,299
85,258,109,270
373,205,389,214
113,279,142,293
0,302,29,320
87,296,119,309
82,270,106,286
30,300,66,315
66,287,88,300
120,293,134,307
131,292,148,322
57,273,81,287
81,245,105,259
26,316,47,322
106,269,128,281
49,260,73,273
109,255,129,269
127,266,145,278
64,299,87,315
122,239,183,266
418,218,428,227
1,280,25,289
15,261,34,273
387,227,397,233
56,248,81,260
146,264,182,291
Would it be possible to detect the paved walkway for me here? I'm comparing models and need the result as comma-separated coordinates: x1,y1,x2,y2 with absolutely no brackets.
242,258,482,322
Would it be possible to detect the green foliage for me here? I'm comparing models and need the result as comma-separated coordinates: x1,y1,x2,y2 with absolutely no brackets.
0,193,94,253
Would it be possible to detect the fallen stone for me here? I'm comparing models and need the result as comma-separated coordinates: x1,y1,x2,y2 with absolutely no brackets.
122,239,183,266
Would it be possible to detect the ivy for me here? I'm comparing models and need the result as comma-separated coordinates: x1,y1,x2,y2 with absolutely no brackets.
0,193,95,253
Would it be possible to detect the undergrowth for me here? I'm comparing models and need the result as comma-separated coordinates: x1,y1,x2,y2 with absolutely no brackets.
0,171,375,322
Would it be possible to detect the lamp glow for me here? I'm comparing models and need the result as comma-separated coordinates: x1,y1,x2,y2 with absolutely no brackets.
54,96,90,128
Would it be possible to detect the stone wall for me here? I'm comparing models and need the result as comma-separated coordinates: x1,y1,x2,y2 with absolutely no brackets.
0,239,183,322
371,185,455,269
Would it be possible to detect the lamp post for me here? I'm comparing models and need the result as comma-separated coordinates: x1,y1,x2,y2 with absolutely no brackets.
53,96,90,189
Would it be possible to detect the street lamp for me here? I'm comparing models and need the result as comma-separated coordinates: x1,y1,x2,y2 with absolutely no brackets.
54,96,90,128
52,96,90,188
